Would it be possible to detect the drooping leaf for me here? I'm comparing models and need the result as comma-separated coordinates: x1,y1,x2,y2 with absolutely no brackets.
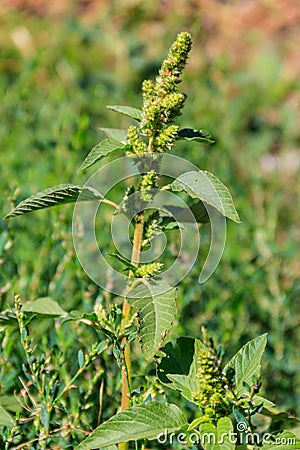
107,105,143,121
199,417,234,450
177,128,215,144
253,397,300,428
161,201,209,225
128,280,177,360
0,404,13,428
232,405,249,430
171,170,240,223
21,297,67,317
108,253,136,272
99,128,128,144
260,431,300,449
4,185,101,219
224,334,267,397
74,402,187,449
79,139,131,171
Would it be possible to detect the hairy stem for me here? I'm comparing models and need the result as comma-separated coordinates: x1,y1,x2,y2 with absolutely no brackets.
119,212,144,450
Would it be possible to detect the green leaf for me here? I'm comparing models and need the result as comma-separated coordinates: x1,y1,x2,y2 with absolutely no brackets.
0,395,22,413
158,337,195,383
0,404,13,428
161,201,209,225
178,128,215,144
78,350,84,369
74,402,187,449
171,170,240,223
232,406,248,430
99,447,118,450
79,139,131,171
225,333,267,397
252,395,275,408
166,373,199,403
253,397,300,428
107,105,143,121
108,253,136,272
4,185,101,219
99,128,128,144
21,297,67,317
158,338,206,403
199,417,234,450
260,431,300,449
128,280,177,360
0,309,17,326
40,404,50,429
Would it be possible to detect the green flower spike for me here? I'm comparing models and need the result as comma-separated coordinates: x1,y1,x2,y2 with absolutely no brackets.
126,32,192,157
194,333,231,422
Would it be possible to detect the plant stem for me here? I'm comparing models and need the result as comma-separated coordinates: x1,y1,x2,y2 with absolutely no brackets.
119,212,144,450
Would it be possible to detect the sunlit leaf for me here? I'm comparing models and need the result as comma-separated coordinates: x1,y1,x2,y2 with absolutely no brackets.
21,297,67,316
225,333,267,397
199,418,234,450
107,105,143,121
99,128,128,144
74,402,187,449
0,404,13,428
128,280,177,360
171,170,240,223
79,139,131,171
4,185,101,219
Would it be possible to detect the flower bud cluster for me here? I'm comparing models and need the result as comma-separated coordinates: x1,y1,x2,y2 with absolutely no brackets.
127,125,147,155
135,262,164,278
140,170,157,202
194,345,231,422
94,303,122,335
154,125,179,151
140,32,192,153
123,185,138,216
142,211,160,248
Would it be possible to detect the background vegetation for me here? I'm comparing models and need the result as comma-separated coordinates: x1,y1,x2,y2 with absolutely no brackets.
0,0,299,446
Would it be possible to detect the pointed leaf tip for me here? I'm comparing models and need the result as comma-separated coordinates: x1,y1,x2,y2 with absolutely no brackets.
107,105,143,121
4,185,102,219
225,333,267,397
128,280,177,360
74,402,186,449
79,139,131,171
178,128,215,144
171,170,240,223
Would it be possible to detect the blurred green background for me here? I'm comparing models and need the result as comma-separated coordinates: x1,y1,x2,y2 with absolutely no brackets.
0,0,299,434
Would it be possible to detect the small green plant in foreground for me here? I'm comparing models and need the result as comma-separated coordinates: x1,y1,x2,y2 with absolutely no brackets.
2,32,299,449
